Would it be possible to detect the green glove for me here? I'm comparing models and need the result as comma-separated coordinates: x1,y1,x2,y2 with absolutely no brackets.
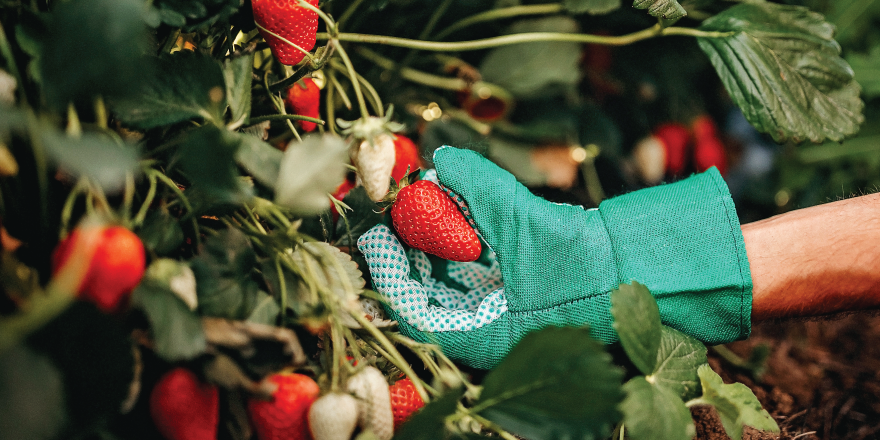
358,146,752,369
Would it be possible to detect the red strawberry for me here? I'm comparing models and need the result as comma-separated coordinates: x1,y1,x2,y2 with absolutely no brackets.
150,368,219,440
386,176,481,262
390,135,423,183
692,115,728,175
248,372,321,440
653,122,690,176
389,378,424,430
285,78,320,132
253,0,319,66
52,225,146,313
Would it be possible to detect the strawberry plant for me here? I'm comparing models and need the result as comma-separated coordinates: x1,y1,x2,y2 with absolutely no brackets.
0,0,875,439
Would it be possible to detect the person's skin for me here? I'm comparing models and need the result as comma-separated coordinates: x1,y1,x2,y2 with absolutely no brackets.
743,193,880,321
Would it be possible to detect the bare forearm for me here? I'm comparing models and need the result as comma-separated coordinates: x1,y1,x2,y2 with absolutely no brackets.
743,193,880,321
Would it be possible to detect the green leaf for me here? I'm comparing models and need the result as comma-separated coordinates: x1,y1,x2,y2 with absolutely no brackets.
334,186,384,246
132,273,207,361
153,0,242,31
224,54,254,127
247,291,281,326
394,388,463,440
696,3,864,143
39,0,152,109
191,228,261,320
695,364,779,440
234,131,283,188
847,46,880,99
563,0,621,15
177,125,252,205
111,51,226,129
0,344,67,440
40,128,139,193
138,208,185,255
824,0,880,47
479,17,582,99
621,377,695,440
475,327,624,440
610,281,661,375
275,135,349,215
650,326,707,401
632,0,686,20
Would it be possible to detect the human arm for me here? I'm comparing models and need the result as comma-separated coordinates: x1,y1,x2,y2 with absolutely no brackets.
744,193,880,321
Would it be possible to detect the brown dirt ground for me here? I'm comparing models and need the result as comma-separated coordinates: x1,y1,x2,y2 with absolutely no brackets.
695,312,880,440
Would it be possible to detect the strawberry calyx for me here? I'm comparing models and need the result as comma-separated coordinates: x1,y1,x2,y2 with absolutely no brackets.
377,167,421,211
337,105,405,147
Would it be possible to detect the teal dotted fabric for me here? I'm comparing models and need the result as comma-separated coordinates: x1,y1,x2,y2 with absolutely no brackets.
358,227,507,332
358,146,753,369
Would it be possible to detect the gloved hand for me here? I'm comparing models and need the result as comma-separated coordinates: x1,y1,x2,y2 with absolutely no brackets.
357,146,752,369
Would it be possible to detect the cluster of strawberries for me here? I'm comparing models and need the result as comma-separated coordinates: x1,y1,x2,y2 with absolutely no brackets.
151,367,424,440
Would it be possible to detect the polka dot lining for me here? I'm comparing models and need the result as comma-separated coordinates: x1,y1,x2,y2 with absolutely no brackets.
357,224,507,332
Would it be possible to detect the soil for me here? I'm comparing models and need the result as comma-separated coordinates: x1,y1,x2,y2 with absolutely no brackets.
695,312,880,440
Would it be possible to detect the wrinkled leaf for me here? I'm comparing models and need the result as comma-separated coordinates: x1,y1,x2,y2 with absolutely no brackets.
847,46,880,99
247,291,281,326
621,377,695,440
177,125,252,205
697,3,864,143
564,0,620,15
224,54,254,127
475,327,624,440
39,0,152,109
111,51,226,129
41,129,139,193
138,209,185,255
191,228,261,320
275,135,348,214
610,281,661,376
394,388,463,440
132,272,207,361
480,17,581,99
234,131,283,188
650,326,707,401
632,0,686,20
696,365,779,440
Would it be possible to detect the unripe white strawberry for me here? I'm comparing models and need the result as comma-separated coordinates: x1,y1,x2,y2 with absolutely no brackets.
347,366,394,440
308,392,359,440
352,134,396,202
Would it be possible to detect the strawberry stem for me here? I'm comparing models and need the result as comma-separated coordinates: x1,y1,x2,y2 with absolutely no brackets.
433,3,563,40
317,25,735,50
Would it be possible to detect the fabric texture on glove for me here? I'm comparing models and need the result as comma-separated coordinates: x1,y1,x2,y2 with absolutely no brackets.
357,146,752,369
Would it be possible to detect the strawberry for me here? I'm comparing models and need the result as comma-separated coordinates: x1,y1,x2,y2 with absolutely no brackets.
308,392,359,440
653,122,690,177
284,78,320,132
388,378,424,430
252,0,319,66
248,372,321,440
384,174,481,262
52,225,146,313
390,135,423,183
692,115,728,175
351,133,396,202
347,366,394,440
150,368,219,440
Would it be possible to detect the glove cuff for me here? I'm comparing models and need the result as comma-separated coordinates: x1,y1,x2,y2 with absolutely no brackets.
598,167,752,344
